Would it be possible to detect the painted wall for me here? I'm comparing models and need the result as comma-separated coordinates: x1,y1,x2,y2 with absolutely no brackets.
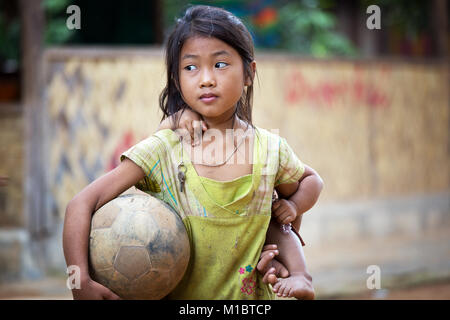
1,48,448,295
44,50,449,215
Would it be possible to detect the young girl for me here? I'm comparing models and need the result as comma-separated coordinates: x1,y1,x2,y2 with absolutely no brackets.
63,5,323,300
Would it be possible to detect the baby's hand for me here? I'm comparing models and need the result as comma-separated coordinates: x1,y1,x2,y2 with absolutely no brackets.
177,109,207,146
158,109,207,146
271,199,298,225
257,244,289,284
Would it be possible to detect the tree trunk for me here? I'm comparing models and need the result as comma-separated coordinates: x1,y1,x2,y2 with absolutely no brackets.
19,0,50,272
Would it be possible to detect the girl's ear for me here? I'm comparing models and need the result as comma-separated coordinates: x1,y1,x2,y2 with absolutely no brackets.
245,60,257,87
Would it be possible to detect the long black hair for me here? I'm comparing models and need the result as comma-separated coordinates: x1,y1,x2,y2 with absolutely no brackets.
159,5,256,128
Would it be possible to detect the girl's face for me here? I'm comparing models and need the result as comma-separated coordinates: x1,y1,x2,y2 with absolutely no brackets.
179,36,253,122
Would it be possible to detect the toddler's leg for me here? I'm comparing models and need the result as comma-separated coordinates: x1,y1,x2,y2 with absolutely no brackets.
265,219,315,299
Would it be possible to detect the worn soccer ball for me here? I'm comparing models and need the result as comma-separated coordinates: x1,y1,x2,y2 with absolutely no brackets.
89,187,190,299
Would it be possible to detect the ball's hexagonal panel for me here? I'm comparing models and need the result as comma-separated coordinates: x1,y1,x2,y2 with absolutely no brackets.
110,210,156,247
113,246,151,280
92,202,120,230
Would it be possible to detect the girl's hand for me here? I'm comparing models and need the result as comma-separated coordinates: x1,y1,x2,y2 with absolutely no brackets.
71,277,122,300
271,199,298,225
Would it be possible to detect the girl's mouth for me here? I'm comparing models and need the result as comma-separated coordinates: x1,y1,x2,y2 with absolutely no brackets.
200,95,218,104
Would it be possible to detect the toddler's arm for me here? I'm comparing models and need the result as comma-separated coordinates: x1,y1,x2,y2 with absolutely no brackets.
63,158,145,299
273,164,323,231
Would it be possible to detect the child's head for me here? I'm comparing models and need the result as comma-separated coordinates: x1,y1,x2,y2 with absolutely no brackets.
160,5,256,127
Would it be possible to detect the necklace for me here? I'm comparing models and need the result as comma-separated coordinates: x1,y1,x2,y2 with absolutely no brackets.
177,123,251,193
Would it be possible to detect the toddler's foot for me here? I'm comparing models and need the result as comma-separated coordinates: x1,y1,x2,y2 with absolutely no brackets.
263,259,289,281
257,245,289,283
270,272,315,300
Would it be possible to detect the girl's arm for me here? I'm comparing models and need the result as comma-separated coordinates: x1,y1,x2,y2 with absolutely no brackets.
274,164,323,231
63,158,145,299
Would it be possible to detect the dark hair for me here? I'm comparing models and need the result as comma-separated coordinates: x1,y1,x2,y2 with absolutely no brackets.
159,5,256,128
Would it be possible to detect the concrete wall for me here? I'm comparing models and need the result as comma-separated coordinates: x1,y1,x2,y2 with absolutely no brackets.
0,47,448,297
303,192,450,296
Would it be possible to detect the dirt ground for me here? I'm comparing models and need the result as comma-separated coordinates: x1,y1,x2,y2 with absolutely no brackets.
0,277,72,300
324,280,450,300
0,277,449,300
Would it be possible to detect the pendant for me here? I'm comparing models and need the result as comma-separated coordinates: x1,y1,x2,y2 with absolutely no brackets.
177,163,186,193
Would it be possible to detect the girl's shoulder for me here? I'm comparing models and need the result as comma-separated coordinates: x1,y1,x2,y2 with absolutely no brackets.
152,128,180,147
123,129,180,164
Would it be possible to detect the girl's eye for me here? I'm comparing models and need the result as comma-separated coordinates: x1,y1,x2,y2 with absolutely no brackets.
184,65,197,71
215,62,228,68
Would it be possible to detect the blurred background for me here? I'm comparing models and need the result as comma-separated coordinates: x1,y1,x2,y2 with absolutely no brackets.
0,0,448,299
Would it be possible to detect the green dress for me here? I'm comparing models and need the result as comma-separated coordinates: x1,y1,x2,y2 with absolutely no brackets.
120,127,305,299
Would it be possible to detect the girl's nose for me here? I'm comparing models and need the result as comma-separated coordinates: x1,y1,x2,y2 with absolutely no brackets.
199,70,216,88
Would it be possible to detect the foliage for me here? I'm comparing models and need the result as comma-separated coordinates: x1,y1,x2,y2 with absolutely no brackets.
272,0,357,57
0,8,20,63
43,0,74,45
163,0,357,58
0,0,74,70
